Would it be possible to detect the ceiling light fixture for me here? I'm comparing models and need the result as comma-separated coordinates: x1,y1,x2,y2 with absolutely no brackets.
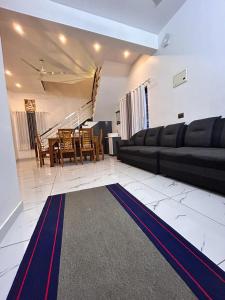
5,69,12,76
15,83,22,88
13,22,24,36
93,43,101,52
124,50,130,59
59,34,67,44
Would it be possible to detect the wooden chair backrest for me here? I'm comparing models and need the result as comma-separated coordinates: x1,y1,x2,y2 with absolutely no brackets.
58,129,74,138
79,128,93,149
58,129,74,151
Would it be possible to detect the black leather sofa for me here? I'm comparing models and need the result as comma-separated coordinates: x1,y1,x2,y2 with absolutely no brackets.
117,117,225,195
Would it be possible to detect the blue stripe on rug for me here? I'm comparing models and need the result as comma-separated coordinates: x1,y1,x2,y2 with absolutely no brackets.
7,194,65,300
107,183,225,300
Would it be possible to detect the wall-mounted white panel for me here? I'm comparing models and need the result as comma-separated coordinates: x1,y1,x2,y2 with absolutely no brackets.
173,68,187,88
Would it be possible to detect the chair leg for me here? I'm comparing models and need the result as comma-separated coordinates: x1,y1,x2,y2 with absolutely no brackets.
40,155,43,168
101,145,104,160
93,149,96,162
60,152,64,167
80,151,83,164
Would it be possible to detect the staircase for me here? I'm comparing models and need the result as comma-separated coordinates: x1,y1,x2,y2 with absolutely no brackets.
40,67,102,147
40,100,93,146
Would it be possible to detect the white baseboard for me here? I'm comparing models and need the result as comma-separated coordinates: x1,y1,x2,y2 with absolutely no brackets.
0,201,23,243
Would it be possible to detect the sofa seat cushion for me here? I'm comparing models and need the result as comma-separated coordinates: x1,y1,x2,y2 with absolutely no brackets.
120,146,143,154
120,146,170,157
160,147,225,169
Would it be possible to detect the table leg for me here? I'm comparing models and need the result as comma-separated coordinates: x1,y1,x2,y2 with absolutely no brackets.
95,143,100,161
49,140,55,167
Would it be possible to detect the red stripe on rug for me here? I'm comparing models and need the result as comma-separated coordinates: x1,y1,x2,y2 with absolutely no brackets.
44,195,63,300
16,197,53,300
116,184,225,283
109,186,212,300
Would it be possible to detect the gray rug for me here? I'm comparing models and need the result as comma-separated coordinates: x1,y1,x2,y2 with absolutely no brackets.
57,186,195,300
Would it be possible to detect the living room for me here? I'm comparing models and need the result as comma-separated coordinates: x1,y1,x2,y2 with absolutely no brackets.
0,0,225,299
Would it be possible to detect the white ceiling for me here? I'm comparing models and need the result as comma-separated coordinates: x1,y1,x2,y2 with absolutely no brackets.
51,0,186,33
0,9,145,93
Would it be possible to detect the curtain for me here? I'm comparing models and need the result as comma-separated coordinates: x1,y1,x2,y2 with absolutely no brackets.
126,92,132,139
11,112,30,151
120,98,128,140
120,93,133,140
11,111,48,151
131,85,147,135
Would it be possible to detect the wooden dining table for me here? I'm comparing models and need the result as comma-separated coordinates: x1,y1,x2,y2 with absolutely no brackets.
48,135,100,167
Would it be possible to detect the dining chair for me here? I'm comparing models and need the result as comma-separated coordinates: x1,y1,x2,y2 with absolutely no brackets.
58,129,77,167
36,134,58,167
79,128,96,164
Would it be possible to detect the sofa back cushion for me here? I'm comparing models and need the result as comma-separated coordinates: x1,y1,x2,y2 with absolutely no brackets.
160,123,186,147
145,126,163,146
220,119,225,148
212,118,225,147
132,129,147,146
185,117,220,147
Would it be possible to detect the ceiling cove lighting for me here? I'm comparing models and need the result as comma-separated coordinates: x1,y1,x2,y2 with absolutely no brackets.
59,33,67,44
124,50,130,59
13,22,24,36
93,43,101,52
15,83,22,88
5,69,12,76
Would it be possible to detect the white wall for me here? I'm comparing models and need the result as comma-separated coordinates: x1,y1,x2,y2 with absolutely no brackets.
0,38,21,233
94,62,128,132
127,0,225,127
8,79,92,130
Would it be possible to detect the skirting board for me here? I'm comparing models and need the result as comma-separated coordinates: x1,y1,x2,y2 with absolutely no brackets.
0,201,23,243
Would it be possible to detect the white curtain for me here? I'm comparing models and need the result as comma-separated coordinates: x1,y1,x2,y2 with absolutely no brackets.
120,98,128,140
11,112,30,151
131,85,147,135
11,111,48,151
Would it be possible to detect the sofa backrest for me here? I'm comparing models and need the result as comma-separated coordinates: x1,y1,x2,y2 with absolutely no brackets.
132,129,147,146
145,126,163,146
212,118,225,147
218,119,225,148
185,117,220,147
160,123,186,147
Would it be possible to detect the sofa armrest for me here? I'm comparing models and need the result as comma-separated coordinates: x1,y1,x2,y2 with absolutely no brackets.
116,139,134,160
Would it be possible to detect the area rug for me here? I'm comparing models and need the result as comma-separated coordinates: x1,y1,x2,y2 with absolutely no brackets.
7,184,225,300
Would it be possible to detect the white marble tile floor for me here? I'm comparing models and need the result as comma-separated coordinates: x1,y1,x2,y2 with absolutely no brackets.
0,156,225,299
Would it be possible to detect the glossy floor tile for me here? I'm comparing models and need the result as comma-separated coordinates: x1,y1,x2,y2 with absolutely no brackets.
0,155,225,299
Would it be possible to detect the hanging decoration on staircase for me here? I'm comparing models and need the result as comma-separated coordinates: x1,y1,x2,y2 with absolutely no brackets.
24,99,37,149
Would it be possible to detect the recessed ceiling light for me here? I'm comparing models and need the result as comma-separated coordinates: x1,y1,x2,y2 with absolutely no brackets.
15,83,22,88
93,43,101,52
13,22,24,36
59,34,67,44
124,50,130,59
5,69,12,76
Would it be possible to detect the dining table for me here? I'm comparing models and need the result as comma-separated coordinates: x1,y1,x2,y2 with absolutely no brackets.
48,135,100,167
